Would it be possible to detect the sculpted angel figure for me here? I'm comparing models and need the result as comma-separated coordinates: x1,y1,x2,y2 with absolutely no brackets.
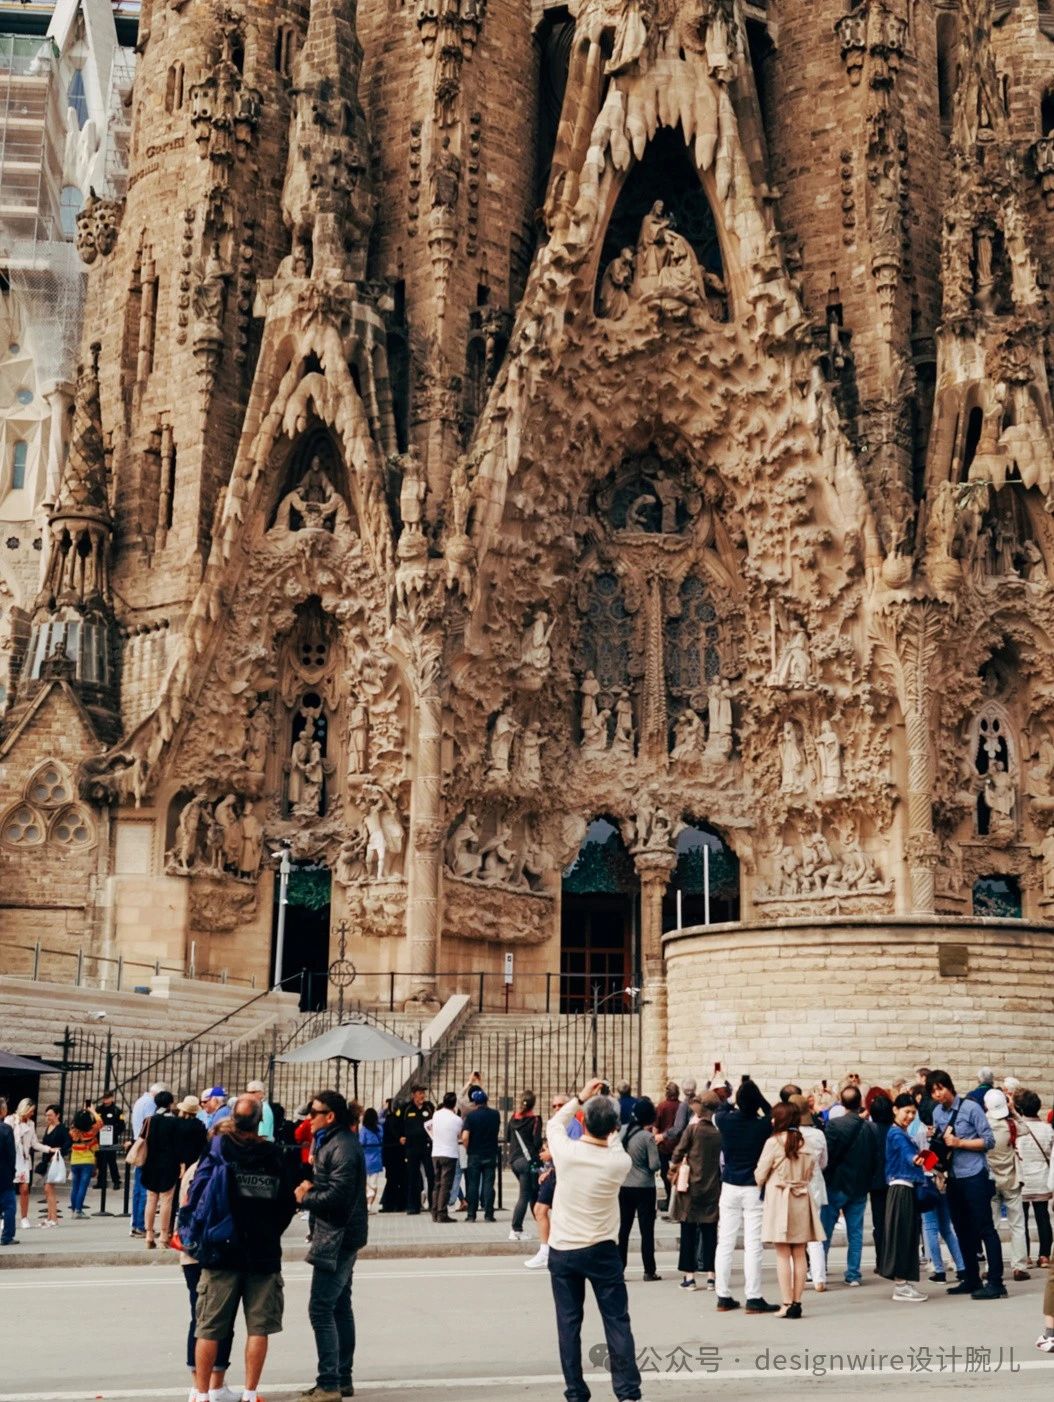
288,719,324,816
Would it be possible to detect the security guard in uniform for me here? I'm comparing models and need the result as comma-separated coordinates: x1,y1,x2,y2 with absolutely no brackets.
395,1085,435,1215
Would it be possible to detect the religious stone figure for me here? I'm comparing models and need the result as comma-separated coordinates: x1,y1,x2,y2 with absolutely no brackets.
610,690,635,758
430,136,461,210
580,671,600,730
273,457,350,535
772,622,811,687
171,794,205,872
815,719,842,797
288,719,324,816
336,832,368,886
984,761,1017,839
364,788,404,879
598,247,635,320
237,801,263,878
399,449,427,534
779,721,808,793
192,242,230,342
214,793,243,871
581,700,611,758
347,700,368,776
480,818,518,884
1020,539,1047,586
840,841,882,892
244,697,272,779
671,708,705,761
1033,827,1054,900
518,722,545,786
802,829,839,890
1027,732,1054,800
489,709,519,777
633,202,710,316
520,610,555,678
446,813,482,878
704,680,734,761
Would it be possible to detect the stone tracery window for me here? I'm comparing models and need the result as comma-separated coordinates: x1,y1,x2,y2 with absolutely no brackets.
27,763,72,807
50,806,94,847
664,576,720,701
575,572,633,693
2,804,44,845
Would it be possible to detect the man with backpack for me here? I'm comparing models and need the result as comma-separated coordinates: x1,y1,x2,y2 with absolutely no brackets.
185,1095,297,1402
292,1091,368,1402
820,1085,878,1286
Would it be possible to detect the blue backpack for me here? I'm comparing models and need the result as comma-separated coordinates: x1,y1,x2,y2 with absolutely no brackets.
178,1138,236,1267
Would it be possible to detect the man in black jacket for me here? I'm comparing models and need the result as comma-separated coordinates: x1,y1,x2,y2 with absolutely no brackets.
192,1095,297,1402
294,1090,368,1402
0,1113,16,1245
820,1086,878,1286
395,1086,434,1215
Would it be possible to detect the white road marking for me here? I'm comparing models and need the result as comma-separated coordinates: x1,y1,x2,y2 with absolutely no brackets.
0,1264,541,1291
1,1363,1052,1399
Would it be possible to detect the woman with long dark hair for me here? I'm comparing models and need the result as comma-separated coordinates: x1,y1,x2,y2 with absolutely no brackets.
379,1098,406,1212
755,1102,821,1318
877,1092,928,1302
617,1096,663,1281
508,1091,544,1240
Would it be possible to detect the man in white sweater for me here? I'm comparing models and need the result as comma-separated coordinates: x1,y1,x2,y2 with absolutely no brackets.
547,1078,642,1402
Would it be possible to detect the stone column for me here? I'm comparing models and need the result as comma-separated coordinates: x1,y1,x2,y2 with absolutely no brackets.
40,381,74,506
398,562,445,1010
635,848,675,1096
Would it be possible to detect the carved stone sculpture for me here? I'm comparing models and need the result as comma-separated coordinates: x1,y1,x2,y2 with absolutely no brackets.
288,720,324,817
488,709,519,777
519,610,555,681
598,247,635,320
364,788,404,880
518,721,545,785
214,793,243,870
779,721,808,794
816,719,842,797
273,459,350,536
704,681,734,761
446,812,482,878
244,697,272,780
170,794,205,872
610,690,635,758
480,817,517,883
237,801,263,878
347,700,369,776
1033,827,1054,900
984,762,1017,840
671,708,705,761
772,623,812,687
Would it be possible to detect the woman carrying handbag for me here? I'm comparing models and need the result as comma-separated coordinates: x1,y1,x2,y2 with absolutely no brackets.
40,1105,71,1228
507,1091,543,1240
670,1093,722,1290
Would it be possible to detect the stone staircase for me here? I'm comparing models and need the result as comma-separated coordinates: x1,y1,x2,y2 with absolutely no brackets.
0,974,303,1061
419,1010,641,1116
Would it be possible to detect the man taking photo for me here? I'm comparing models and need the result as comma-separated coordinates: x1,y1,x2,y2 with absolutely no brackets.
547,1078,642,1402
927,1069,1005,1300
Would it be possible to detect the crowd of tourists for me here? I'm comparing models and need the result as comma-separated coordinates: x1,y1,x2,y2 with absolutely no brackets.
2,1062,1054,1402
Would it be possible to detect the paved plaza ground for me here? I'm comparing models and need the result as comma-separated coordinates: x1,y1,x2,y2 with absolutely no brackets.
2,1192,1054,1400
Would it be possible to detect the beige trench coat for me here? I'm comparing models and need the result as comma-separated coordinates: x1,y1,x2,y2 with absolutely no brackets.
755,1132,823,1244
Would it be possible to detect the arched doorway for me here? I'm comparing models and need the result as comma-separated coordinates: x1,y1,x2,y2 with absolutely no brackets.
560,818,639,1012
662,823,740,928
271,860,332,1010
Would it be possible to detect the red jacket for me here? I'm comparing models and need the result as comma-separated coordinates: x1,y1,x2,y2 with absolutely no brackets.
294,1117,313,1164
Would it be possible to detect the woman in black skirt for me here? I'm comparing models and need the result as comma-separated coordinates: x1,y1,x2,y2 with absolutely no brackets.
878,1092,929,1302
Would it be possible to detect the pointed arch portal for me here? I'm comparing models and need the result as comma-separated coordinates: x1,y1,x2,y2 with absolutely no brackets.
561,818,639,1013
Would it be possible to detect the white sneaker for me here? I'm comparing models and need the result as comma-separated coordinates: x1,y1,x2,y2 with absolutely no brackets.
210,1387,242,1402
1035,1334,1054,1352
508,1229,523,1241
524,1246,549,1269
893,1283,927,1302
20,1218,30,1230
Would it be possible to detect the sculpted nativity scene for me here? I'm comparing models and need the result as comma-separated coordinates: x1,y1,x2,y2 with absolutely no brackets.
6,0,1054,1080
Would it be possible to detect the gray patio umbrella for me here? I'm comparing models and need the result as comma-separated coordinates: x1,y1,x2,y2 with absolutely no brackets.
278,1019,425,1098
0,1050,59,1073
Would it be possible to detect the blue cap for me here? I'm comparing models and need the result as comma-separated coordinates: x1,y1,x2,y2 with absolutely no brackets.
470,1088,487,1103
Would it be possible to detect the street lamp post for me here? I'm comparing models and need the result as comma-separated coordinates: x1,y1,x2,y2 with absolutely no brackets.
272,845,292,991
591,983,642,1077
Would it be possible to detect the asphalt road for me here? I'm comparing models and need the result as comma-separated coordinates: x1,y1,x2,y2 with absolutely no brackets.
3,1249,1053,1400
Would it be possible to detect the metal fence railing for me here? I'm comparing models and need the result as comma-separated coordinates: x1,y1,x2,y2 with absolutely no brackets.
2,941,257,992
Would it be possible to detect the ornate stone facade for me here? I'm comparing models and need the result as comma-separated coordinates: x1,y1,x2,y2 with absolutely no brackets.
4,0,1054,1071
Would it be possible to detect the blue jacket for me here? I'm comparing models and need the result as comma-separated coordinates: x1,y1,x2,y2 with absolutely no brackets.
358,1125,383,1176
884,1125,925,1186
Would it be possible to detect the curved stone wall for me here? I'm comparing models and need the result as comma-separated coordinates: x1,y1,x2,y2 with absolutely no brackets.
662,917,1054,1100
